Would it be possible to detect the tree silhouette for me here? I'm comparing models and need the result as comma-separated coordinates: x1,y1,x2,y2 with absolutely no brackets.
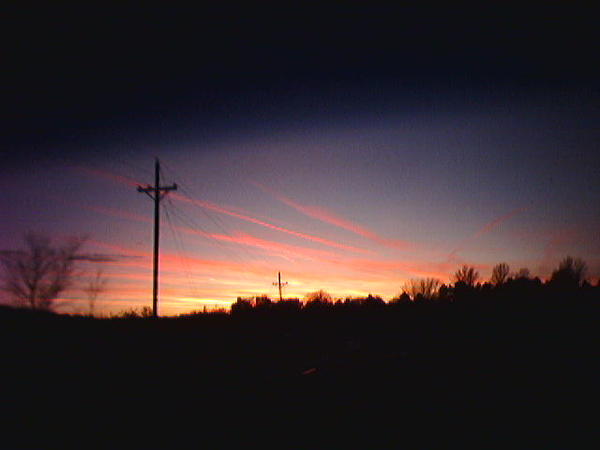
304,290,333,308
390,292,411,305
402,278,441,301
84,268,108,316
347,294,385,307
254,295,273,309
514,267,531,280
0,233,84,311
231,297,253,313
453,265,479,287
491,263,510,285
273,298,302,312
550,256,588,289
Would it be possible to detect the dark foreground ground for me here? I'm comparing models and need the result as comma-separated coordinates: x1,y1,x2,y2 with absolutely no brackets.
1,301,599,449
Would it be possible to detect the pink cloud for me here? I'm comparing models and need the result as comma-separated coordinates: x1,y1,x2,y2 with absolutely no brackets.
339,259,457,282
252,182,411,250
472,207,527,240
449,206,527,258
174,224,341,262
77,166,371,255
85,238,147,258
172,192,371,255
86,203,344,262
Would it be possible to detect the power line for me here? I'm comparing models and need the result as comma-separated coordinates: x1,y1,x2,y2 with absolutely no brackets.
158,160,235,237
163,202,202,300
165,197,256,263
159,158,206,197
162,199,260,302
158,159,257,262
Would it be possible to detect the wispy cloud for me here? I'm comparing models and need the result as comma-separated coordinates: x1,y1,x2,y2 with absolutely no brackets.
85,238,147,258
78,166,371,255
338,258,461,282
87,203,345,262
172,192,371,254
472,207,527,240
449,207,527,258
252,182,411,250
178,226,341,262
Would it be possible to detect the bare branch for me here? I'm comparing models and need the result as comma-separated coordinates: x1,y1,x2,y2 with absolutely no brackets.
453,265,480,287
0,233,85,311
402,278,441,300
491,263,510,285
84,269,108,316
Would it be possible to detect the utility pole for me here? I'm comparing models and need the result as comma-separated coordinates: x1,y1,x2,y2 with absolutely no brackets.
272,272,288,302
137,158,177,317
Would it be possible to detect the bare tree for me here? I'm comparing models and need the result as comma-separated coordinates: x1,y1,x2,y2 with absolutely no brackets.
305,290,333,304
491,263,510,285
402,278,441,300
0,233,85,311
550,256,587,288
453,265,479,287
84,268,108,316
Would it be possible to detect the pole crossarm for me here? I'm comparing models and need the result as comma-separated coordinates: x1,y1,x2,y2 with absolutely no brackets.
136,159,177,318
137,184,178,200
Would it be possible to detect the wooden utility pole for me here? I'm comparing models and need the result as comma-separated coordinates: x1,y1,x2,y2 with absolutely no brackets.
272,272,288,302
137,159,177,317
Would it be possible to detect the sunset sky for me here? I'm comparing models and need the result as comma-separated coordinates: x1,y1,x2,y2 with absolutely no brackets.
2,5,599,315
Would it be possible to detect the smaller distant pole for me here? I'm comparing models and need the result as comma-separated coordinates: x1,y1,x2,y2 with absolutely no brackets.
278,272,282,302
272,272,288,302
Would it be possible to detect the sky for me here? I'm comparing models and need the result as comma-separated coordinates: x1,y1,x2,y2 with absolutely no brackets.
2,5,599,315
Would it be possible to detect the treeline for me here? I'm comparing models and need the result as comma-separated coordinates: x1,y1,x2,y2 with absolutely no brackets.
230,257,599,314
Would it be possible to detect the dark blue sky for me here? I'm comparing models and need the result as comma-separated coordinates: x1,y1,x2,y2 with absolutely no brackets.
4,4,598,158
